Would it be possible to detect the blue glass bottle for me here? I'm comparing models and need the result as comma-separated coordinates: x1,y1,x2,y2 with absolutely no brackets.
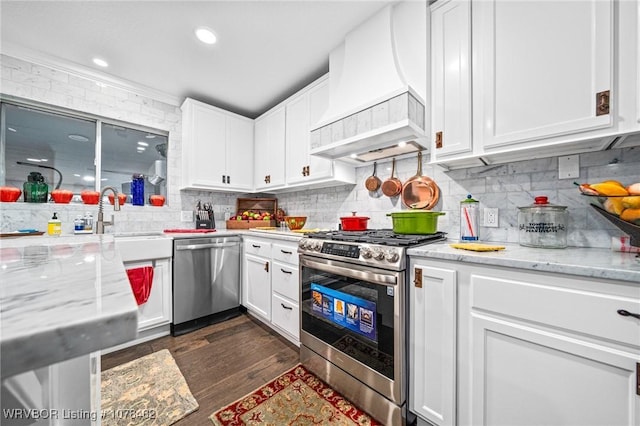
131,174,145,206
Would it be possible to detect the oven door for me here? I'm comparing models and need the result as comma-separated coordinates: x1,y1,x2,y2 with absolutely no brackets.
300,255,405,404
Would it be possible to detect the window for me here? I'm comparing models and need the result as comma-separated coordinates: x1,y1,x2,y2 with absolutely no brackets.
1,100,167,205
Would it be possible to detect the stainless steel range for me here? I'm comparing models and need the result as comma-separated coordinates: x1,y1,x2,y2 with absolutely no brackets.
298,229,446,425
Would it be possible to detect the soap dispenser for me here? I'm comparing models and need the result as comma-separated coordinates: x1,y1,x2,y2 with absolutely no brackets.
48,212,61,236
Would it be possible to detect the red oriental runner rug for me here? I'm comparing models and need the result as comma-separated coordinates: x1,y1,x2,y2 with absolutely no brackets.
209,364,381,425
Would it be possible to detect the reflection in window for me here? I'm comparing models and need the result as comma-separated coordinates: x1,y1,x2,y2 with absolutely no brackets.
1,101,168,205
101,123,167,204
2,103,96,193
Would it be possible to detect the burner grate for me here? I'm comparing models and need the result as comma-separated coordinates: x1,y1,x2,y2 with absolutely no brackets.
306,229,447,247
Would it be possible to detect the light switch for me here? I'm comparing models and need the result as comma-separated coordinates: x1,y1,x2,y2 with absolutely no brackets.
558,155,579,179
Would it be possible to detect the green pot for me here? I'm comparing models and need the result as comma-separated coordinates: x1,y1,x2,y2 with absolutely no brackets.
386,211,445,234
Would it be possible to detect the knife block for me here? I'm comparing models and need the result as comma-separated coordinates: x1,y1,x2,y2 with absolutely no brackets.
196,219,214,229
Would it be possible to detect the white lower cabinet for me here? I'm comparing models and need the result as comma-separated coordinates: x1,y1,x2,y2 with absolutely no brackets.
409,257,640,426
243,236,300,344
124,258,172,332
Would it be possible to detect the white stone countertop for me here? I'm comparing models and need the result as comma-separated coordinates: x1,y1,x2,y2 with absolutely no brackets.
0,234,139,379
408,240,640,283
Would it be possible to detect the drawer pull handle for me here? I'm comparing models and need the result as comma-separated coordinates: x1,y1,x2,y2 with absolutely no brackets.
617,309,640,320
252,244,261,248
264,262,269,272
281,268,293,274
280,250,293,254
281,303,293,310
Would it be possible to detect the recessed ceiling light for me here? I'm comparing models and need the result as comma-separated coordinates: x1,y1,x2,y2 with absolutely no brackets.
26,158,41,162
7,127,16,132
93,57,109,67
74,174,81,177
101,178,108,181
137,141,149,147
145,134,156,139
195,27,217,45
40,159,48,162
83,175,95,182
350,153,358,159
398,141,407,148
69,134,89,142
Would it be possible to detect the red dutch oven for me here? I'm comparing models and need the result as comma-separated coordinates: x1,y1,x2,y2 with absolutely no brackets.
340,212,369,231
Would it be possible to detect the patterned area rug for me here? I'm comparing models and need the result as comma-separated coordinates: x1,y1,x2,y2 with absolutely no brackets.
101,349,199,425
209,364,380,425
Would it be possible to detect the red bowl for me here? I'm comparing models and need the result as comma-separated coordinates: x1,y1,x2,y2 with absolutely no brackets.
0,186,22,202
108,193,127,205
81,191,100,205
149,195,165,206
51,189,74,204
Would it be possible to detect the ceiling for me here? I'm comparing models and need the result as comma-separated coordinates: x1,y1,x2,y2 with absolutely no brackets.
0,0,393,118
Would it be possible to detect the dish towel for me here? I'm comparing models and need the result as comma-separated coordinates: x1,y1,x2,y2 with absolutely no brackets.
126,266,154,305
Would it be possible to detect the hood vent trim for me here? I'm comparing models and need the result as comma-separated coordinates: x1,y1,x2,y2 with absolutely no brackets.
310,91,426,160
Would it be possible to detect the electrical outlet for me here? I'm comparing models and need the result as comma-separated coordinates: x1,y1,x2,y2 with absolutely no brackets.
484,208,499,227
180,210,193,222
558,155,580,179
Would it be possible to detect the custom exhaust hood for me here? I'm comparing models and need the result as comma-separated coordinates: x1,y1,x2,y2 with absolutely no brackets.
310,2,428,163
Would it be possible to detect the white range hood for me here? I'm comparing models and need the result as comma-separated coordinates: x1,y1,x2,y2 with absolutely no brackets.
310,1,428,163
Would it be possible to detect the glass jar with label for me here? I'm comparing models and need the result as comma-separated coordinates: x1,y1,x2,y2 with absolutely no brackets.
518,196,568,248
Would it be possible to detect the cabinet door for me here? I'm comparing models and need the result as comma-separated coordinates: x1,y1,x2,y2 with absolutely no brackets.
182,100,227,188
254,107,286,190
410,264,457,426
244,254,271,320
474,0,613,149
471,314,640,426
225,115,254,190
286,79,332,184
431,0,472,159
125,258,172,331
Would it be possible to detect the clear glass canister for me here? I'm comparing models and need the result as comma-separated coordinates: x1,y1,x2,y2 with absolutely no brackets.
460,194,479,242
518,196,568,248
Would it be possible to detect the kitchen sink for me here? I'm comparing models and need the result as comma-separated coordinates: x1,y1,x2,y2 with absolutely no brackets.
114,233,172,262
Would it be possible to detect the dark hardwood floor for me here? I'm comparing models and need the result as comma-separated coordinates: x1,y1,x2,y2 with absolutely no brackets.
101,313,300,425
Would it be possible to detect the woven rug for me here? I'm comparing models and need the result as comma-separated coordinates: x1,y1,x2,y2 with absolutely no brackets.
209,364,380,425
101,349,199,425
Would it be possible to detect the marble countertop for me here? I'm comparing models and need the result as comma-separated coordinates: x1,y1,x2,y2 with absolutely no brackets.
0,234,139,379
408,241,640,283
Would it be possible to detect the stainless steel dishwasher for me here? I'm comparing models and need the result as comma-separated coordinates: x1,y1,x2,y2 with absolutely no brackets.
172,236,241,335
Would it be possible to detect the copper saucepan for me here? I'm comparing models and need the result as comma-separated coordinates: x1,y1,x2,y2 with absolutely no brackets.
381,158,402,197
365,162,382,191
401,151,440,209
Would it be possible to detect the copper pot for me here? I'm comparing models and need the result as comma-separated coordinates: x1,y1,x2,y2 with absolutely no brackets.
365,162,382,191
381,158,402,197
401,152,440,209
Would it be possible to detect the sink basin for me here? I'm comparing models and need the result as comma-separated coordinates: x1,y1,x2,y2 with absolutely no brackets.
115,234,172,262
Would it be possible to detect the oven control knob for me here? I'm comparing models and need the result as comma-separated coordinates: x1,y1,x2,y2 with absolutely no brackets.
298,240,307,250
311,241,323,251
373,249,385,261
361,247,373,259
385,250,400,263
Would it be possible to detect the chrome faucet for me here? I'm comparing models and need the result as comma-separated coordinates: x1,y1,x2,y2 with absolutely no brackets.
96,186,121,234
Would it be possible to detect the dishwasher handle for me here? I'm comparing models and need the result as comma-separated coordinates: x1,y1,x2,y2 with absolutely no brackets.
176,242,239,251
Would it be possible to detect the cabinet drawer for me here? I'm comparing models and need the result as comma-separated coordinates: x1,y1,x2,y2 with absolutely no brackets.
273,242,298,265
471,273,640,348
272,293,299,340
244,238,272,258
272,261,299,301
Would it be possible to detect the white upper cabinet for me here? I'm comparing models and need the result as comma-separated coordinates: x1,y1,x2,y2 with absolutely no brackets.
181,98,254,191
430,0,473,160
254,106,286,191
474,0,613,150
285,77,333,184
256,75,355,192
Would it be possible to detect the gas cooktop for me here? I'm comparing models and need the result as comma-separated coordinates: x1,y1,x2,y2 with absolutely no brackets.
305,229,447,247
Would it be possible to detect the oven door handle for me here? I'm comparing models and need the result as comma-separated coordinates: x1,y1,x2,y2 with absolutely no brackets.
301,258,397,286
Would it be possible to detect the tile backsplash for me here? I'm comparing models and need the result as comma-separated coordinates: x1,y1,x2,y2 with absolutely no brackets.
2,53,639,248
